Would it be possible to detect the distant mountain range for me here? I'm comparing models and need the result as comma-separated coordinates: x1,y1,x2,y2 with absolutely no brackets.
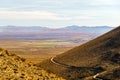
0,26,48,32
63,25,114,33
0,25,114,33
0,25,114,40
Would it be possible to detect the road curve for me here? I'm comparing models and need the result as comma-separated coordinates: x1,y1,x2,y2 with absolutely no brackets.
84,71,105,80
93,73,103,80
50,56,71,68
92,66,120,80
51,57,61,66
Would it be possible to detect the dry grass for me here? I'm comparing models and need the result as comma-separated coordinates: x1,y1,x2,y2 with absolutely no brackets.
0,49,65,80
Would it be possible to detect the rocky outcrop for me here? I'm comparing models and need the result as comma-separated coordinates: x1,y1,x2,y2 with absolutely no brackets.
0,48,65,80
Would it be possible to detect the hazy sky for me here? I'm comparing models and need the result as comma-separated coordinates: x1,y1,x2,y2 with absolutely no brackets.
0,0,120,28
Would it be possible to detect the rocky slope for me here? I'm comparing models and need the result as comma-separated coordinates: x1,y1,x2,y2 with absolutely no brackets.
0,48,65,80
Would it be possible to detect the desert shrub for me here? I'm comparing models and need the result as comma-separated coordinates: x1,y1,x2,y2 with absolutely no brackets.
101,51,120,64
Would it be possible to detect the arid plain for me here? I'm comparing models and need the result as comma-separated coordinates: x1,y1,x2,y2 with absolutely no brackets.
0,39,83,64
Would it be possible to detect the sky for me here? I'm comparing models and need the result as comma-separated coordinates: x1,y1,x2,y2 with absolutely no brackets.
0,0,120,28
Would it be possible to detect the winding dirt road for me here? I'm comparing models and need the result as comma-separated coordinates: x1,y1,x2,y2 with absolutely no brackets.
50,57,120,80
51,56,104,80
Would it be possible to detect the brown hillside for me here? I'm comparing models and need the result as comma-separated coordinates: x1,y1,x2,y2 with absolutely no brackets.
40,26,120,80
54,26,120,67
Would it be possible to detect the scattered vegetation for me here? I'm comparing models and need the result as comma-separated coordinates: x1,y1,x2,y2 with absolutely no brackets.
101,51,120,64
0,49,65,80
96,67,120,80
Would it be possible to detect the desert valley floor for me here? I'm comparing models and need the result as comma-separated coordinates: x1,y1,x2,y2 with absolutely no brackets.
0,39,83,64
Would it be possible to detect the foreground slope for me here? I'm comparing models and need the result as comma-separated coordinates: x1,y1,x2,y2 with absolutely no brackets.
40,26,120,80
0,48,65,80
